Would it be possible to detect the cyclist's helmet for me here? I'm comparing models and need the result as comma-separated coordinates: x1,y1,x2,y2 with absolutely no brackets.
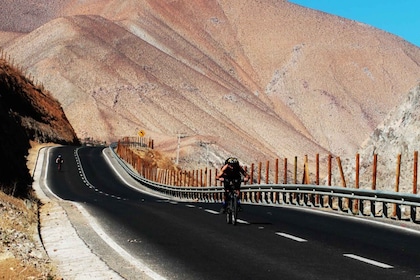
225,157,239,166
58,155,62,158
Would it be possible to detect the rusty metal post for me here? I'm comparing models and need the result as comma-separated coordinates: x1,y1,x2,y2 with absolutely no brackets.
283,158,288,184
304,155,310,184
414,151,418,194
355,154,360,188
395,154,401,193
250,163,254,185
257,162,262,202
353,153,360,214
328,154,332,186
393,154,401,217
275,158,279,184
265,161,270,184
372,154,377,190
314,154,320,205
316,154,319,185
208,168,211,187
336,157,346,188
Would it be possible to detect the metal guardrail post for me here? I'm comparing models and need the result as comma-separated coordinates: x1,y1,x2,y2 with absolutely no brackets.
109,143,420,224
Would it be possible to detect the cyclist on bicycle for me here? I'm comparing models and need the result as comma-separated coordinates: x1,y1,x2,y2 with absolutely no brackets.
55,155,63,170
216,157,250,213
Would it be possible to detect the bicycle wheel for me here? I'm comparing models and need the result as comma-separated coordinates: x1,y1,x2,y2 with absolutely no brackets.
226,208,232,224
232,195,238,225
226,196,233,224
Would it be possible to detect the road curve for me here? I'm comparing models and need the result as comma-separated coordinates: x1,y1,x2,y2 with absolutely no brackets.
36,145,420,280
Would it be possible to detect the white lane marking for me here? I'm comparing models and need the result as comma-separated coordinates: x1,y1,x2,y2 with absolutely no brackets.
42,148,166,279
276,232,307,242
237,219,250,225
185,204,196,208
102,149,169,200
204,209,250,224
343,254,393,269
75,203,167,279
43,148,64,201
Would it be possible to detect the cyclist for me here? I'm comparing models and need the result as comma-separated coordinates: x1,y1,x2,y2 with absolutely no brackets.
216,157,250,213
55,155,64,171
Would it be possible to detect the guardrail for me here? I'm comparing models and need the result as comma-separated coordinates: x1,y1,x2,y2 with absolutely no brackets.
109,143,420,223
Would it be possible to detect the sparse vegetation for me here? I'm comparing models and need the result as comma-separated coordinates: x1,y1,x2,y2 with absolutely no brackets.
0,53,79,197
0,47,78,279
0,190,59,279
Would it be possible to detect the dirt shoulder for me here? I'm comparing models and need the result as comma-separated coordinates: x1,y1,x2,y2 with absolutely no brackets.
0,142,61,280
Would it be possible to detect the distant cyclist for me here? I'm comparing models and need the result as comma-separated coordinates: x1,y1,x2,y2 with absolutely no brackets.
216,157,250,213
55,155,64,171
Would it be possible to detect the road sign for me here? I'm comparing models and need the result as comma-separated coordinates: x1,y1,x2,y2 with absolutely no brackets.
138,130,146,137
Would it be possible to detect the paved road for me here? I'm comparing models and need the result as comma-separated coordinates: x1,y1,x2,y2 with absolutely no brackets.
38,145,420,279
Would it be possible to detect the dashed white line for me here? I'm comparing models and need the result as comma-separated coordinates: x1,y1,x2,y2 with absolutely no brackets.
236,219,250,225
204,209,250,224
343,254,393,269
275,232,307,242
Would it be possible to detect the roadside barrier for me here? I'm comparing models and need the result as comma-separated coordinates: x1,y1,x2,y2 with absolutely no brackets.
110,142,420,224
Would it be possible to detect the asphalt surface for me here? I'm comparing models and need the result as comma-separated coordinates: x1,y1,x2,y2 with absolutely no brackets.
34,145,420,279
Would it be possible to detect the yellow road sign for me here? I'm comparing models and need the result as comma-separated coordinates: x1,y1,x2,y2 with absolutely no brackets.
138,130,146,137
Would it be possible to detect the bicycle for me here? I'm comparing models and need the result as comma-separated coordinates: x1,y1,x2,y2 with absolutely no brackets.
56,156,63,171
223,178,242,225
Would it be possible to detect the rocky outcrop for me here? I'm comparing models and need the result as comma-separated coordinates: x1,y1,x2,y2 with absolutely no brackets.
335,84,420,192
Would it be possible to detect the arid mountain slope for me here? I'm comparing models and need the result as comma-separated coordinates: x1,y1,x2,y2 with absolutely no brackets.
335,83,420,192
1,0,420,169
0,56,79,196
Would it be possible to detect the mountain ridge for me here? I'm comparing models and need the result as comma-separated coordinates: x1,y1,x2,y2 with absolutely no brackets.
1,0,419,170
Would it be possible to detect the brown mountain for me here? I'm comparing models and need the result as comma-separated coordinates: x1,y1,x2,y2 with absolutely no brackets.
1,0,419,170
0,55,79,196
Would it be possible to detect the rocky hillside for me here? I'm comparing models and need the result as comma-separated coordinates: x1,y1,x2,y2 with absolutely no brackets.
1,0,419,172
0,55,79,197
334,83,420,192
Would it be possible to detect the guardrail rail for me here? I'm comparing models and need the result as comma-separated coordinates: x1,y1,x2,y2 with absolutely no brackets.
109,143,420,224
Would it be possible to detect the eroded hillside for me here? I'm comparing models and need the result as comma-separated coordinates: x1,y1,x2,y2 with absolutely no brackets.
1,0,420,171
336,83,420,192
0,55,79,197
